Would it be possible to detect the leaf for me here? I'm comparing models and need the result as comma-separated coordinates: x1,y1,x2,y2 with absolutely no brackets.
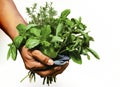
40,47,58,58
41,25,51,40
26,24,37,30
60,9,70,18
30,28,41,37
25,38,40,49
7,44,12,60
56,23,63,36
13,36,24,48
10,44,17,61
51,36,63,42
16,24,27,35
69,51,82,64
87,47,100,59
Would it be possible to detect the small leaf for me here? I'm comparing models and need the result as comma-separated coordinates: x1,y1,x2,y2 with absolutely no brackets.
7,44,12,60
11,44,17,60
30,28,41,37
13,36,24,48
25,38,40,49
56,23,63,36
87,47,100,59
60,9,70,18
69,51,82,64
41,25,51,40
26,24,37,30
41,47,58,58
51,36,63,42
16,24,27,35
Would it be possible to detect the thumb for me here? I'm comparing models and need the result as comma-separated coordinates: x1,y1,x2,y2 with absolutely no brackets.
31,50,54,65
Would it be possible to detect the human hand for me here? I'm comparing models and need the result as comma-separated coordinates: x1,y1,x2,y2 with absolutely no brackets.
19,46,69,77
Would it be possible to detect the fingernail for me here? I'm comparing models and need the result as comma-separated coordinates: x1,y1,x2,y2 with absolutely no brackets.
47,59,54,65
66,61,69,64
54,67,61,70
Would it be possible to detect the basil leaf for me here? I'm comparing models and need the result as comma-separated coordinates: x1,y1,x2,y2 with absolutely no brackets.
13,36,24,48
30,28,41,37
87,47,100,59
16,24,27,35
11,44,17,61
41,25,51,40
56,23,63,36
26,24,37,30
25,38,40,49
60,9,70,18
70,51,82,64
51,36,63,42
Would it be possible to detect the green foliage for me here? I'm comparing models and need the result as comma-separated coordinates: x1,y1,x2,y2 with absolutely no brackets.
7,2,99,86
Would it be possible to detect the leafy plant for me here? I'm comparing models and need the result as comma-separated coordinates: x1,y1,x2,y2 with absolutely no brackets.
7,2,99,86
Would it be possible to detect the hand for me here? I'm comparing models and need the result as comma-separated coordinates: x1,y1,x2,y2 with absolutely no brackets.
19,46,69,77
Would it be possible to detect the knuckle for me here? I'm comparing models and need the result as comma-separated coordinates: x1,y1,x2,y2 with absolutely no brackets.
32,50,40,55
25,63,34,70
42,57,49,64
39,73,47,77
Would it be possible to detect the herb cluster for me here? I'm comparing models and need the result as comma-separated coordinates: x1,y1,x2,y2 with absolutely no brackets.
7,2,99,86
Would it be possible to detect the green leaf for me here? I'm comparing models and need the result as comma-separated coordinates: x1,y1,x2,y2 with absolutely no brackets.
11,44,17,60
7,43,17,60
30,28,41,37
7,44,12,60
26,24,37,30
60,9,70,18
56,23,63,36
41,25,51,40
87,47,100,59
25,38,40,49
70,51,82,64
8,44,17,61
13,36,24,48
41,47,58,58
51,36,63,42
16,24,27,35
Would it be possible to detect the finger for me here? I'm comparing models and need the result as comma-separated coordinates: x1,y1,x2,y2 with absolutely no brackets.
22,54,47,70
28,61,47,71
51,61,69,76
31,50,54,66
35,66,62,77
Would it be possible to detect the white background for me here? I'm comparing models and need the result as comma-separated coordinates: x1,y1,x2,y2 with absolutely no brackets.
0,0,120,87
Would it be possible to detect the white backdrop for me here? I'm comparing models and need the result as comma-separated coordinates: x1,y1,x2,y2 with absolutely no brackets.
0,0,120,87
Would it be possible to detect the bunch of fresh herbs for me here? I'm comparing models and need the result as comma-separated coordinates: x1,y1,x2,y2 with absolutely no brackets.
7,2,99,86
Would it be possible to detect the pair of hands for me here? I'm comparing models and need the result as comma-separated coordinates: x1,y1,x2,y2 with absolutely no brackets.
20,46,69,77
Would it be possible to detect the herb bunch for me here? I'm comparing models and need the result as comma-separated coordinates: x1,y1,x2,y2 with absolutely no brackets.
7,2,99,86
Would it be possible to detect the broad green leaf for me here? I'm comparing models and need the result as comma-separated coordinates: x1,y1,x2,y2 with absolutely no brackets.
30,28,41,37
25,38,40,49
60,9,70,18
42,41,50,47
16,24,27,35
13,36,24,48
51,36,63,42
41,25,51,40
70,51,82,64
26,24,37,30
41,47,57,58
87,47,100,59
56,23,63,36
11,44,17,61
